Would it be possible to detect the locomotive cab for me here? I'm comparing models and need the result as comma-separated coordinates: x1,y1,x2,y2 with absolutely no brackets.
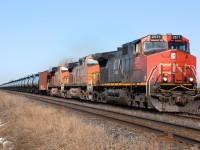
140,34,196,84
139,34,198,112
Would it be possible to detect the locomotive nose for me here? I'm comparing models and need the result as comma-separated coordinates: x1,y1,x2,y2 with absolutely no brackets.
159,50,196,83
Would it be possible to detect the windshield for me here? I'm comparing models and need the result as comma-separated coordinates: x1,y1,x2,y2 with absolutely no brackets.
144,42,166,51
168,42,188,52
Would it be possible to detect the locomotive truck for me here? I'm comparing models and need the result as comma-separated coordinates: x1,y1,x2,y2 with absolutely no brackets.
1,34,200,113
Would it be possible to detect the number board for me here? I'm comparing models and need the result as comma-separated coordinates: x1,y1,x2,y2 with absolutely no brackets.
150,35,162,39
172,35,182,40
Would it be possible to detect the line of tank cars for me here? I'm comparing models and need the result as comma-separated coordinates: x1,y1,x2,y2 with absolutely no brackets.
1,34,200,113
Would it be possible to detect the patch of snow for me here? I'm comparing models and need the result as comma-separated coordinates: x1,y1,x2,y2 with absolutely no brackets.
3,140,14,150
0,119,4,127
0,123,4,127
0,119,14,150
0,137,5,145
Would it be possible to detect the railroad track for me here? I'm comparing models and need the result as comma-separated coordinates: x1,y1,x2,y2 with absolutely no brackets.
175,113,200,121
5,91,200,146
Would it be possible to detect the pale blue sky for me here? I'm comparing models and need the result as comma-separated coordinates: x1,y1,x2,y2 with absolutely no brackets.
0,0,200,84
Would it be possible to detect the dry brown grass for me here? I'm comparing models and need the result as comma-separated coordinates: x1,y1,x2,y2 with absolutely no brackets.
0,91,199,150
0,91,134,150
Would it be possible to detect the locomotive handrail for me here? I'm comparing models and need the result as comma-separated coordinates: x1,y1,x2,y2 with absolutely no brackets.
182,65,197,84
160,85,196,92
146,65,158,97
188,65,197,81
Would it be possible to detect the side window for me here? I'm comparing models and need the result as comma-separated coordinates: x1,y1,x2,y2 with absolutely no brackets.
122,46,128,55
87,58,98,65
120,59,123,73
79,58,85,66
114,59,120,70
135,43,140,54
79,59,83,66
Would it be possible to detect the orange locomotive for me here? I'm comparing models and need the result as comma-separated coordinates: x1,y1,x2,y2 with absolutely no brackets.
47,64,69,96
45,55,99,100
1,34,200,113
65,55,99,100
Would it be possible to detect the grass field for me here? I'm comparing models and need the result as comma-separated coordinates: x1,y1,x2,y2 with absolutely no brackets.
0,91,135,150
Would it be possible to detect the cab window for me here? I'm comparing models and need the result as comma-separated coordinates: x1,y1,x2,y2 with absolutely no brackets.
144,42,166,51
135,43,140,54
87,58,98,65
168,42,188,52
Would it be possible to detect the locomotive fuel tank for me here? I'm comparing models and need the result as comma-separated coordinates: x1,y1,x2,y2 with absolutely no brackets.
105,89,133,105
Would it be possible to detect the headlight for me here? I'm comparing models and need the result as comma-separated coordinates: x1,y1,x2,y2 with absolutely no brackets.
162,76,168,82
189,77,194,82
171,52,176,60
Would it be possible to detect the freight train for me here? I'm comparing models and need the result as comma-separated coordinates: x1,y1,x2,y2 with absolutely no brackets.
1,34,200,113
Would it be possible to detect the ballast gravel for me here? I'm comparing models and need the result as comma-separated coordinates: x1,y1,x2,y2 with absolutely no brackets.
66,110,200,150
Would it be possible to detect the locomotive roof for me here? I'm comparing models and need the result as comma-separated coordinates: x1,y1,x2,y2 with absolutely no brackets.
67,62,79,68
93,51,116,61
122,39,140,47
49,66,59,73
93,39,141,61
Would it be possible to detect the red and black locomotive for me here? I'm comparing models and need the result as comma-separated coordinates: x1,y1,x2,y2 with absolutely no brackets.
93,34,199,112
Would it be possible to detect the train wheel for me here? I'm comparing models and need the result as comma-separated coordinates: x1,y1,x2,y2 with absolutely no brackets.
92,91,99,102
65,90,71,99
100,93,107,103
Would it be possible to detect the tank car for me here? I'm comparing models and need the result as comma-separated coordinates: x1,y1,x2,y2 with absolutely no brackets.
93,34,200,112
1,74,39,93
